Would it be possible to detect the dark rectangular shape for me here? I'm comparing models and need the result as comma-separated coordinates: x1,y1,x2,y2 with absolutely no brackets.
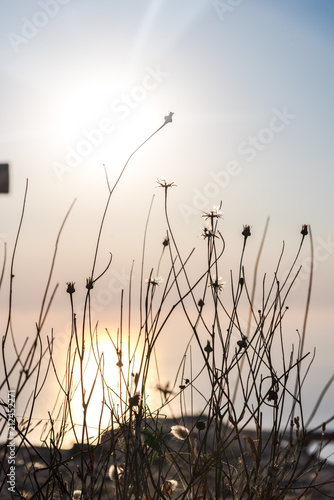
0,164,9,193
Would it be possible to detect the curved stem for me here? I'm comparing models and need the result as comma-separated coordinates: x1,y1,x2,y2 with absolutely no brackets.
90,120,169,281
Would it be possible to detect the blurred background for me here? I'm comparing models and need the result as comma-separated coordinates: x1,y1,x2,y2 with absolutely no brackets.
1,0,334,444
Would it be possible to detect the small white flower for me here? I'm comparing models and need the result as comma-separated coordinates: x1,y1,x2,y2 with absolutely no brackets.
145,276,163,287
200,226,217,240
208,277,226,294
108,464,123,481
202,206,223,221
156,177,177,188
170,424,190,440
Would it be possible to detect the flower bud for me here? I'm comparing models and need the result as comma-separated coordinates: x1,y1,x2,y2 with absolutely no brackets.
204,340,213,354
301,224,308,236
242,225,251,238
86,278,93,290
66,282,75,294
198,298,205,309
196,420,206,431
164,111,174,123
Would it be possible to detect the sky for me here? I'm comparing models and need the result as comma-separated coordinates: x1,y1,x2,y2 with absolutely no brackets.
1,0,334,443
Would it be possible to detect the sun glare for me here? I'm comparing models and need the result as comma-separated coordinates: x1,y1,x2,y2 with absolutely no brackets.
56,84,114,142
69,330,137,443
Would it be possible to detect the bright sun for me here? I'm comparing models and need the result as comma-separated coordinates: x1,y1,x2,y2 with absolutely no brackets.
69,330,135,444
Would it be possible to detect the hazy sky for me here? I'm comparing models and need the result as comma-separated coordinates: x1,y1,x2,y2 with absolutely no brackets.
1,0,334,436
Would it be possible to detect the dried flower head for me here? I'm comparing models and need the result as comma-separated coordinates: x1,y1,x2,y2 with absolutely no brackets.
164,111,174,123
202,206,223,221
162,236,169,247
145,276,163,287
200,226,217,240
208,277,226,293
170,425,190,440
196,420,206,431
66,282,75,294
267,389,278,402
301,224,308,236
86,277,94,290
237,337,247,350
161,479,178,495
108,464,123,481
156,177,177,188
242,225,251,238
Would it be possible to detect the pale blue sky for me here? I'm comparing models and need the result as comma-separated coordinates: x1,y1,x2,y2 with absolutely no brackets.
1,0,334,431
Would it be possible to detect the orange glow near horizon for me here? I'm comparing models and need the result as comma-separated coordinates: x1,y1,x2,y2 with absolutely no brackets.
67,330,133,443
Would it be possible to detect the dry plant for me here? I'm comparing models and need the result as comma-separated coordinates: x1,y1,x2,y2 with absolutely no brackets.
1,113,334,499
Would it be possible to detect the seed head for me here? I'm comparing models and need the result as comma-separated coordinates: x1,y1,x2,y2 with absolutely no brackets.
164,111,174,123
237,337,247,350
267,389,278,402
301,224,308,236
161,479,178,495
196,420,206,431
86,277,94,290
242,225,251,238
66,282,75,294
170,425,190,440
198,298,205,309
